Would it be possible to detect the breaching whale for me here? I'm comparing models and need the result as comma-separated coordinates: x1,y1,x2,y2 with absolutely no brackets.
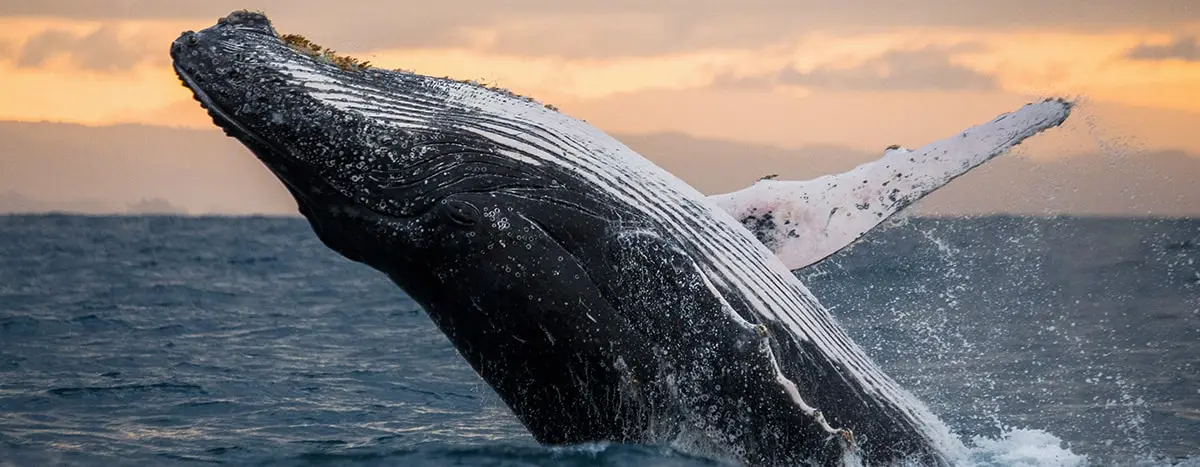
170,11,1072,466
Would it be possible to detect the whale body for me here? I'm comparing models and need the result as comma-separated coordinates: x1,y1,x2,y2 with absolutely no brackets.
171,11,1072,466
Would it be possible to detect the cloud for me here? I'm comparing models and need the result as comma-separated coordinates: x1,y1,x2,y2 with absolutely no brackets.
1,1,1198,58
472,14,813,59
783,48,996,91
715,47,996,92
709,73,782,91
12,24,159,71
14,29,75,67
1126,36,1200,61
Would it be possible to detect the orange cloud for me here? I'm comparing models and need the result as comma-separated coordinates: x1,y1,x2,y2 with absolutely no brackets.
0,61,185,124
13,24,160,71
1126,35,1200,61
0,18,197,124
0,16,1198,156
952,30,1200,113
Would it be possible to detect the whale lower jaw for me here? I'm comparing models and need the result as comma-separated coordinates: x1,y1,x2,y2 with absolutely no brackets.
174,66,285,166
174,64,330,220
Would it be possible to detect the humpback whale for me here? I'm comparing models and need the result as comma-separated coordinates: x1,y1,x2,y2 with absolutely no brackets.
170,11,1072,466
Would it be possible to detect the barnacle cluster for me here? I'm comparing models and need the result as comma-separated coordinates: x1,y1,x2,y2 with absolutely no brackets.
448,77,557,110
279,33,371,72
273,22,558,111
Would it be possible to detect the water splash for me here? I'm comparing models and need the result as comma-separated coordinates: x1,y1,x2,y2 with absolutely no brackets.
963,428,1088,467
802,216,1199,466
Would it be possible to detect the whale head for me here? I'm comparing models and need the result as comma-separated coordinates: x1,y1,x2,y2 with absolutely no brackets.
171,11,569,266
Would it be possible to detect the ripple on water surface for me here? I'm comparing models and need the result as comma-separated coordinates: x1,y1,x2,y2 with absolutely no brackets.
0,215,1196,466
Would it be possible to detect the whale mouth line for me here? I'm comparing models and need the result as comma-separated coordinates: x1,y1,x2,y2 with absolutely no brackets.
173,63,325,210
173,65,279,157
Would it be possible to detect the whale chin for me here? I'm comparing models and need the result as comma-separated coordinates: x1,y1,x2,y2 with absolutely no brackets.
175,67,308,205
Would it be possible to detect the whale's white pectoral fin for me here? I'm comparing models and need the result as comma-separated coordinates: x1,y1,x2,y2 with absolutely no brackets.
710,98,1074,271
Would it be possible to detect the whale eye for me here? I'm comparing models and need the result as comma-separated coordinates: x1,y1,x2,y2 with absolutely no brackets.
441,199,479,227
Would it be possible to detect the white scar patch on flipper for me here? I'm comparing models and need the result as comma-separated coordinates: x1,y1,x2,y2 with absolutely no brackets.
709,98,1074,271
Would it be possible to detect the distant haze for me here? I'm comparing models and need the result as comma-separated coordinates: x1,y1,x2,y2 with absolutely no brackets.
1,121,1196,217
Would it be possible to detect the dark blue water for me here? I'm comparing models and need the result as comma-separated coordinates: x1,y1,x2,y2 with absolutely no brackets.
0,215,1195,466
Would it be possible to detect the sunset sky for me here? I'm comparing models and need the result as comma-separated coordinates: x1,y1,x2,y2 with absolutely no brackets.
1,1,1198,215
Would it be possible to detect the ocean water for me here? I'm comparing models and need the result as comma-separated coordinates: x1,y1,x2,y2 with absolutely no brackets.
0,214,1195,466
